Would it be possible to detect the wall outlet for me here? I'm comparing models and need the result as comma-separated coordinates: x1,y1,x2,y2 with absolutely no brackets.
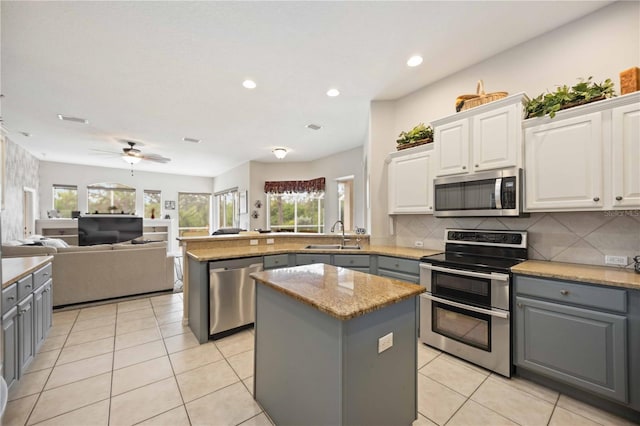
414,241,424,248
605,255,627,266
266,238,274,245
250,239,259,246
378,332,393,354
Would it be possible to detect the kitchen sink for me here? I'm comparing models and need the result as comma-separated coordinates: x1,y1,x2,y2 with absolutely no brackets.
304,244,360,250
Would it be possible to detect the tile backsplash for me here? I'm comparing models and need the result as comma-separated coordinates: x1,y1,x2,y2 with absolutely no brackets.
394,211,640,269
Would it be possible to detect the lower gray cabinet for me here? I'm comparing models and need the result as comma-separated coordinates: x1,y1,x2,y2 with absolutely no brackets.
2,307,19,389
376,256,419,283
295,254,331,266
263,254,290,270
514,275,628,404
43,280,53,334
17,294,35,375
333,254,370,273
34,285,46,352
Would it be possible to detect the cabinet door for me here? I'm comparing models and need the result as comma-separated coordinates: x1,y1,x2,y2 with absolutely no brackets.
612,103,640,208
17,295,35,375
2,307,19,389
33,286,45,353
388,151,432,214
472,104,519,171
43,280,53,335
524,112,603,211
435,119,469,176
515,296,627,403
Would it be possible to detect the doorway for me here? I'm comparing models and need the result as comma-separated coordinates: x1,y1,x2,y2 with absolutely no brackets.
23,187,36,238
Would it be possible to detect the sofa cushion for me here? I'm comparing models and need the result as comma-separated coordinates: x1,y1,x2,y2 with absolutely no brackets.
1,245,57,257
56,244,114,253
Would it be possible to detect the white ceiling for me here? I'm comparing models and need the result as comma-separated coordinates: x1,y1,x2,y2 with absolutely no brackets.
1,1,609,177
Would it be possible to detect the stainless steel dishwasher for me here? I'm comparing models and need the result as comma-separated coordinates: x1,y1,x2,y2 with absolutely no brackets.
209,256,263,336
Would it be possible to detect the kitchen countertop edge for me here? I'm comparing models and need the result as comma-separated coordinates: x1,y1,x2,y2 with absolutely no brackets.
2,256,54,289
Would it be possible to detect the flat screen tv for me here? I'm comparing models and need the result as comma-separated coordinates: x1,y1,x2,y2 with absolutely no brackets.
78,215,143,246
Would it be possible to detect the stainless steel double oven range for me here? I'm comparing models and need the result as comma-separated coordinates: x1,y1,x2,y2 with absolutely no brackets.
419,229,527,377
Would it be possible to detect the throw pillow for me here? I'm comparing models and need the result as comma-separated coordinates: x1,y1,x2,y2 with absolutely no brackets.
41,238,70,248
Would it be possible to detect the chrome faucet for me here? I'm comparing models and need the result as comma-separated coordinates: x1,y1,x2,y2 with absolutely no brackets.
330,220,347,247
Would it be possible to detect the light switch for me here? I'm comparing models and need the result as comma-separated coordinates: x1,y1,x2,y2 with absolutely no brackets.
378,332,393,354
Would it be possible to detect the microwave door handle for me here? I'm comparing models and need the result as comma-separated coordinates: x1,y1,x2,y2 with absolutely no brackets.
494,178,502,209
421,293,509,319
420,263,509,282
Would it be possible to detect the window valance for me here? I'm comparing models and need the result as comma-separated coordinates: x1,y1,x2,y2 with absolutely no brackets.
264,177,325,194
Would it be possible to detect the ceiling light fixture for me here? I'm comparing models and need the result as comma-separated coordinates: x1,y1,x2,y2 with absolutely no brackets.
326,88,340,97
122,155,142,165
407,55,423,67
182,137,201,143
273,148,288,159
243,80,257,89
57,114,88,124
306,124,322,130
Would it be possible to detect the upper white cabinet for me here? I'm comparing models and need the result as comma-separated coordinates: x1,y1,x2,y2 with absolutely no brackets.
387,144,434,214
433,94,527,177
524,92,640,212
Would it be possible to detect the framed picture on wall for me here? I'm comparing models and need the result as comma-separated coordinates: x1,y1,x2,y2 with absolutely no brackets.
239,191,248,214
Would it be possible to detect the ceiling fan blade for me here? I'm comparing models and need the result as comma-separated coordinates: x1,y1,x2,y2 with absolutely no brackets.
142,153,171,163
89,148,121,156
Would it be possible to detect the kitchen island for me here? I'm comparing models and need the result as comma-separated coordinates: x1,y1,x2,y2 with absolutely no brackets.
250,263,425,426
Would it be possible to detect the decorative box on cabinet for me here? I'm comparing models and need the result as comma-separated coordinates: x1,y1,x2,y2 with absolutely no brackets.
524,92,640,212
514,275,628,404
387,144,434,214
433,93,528,177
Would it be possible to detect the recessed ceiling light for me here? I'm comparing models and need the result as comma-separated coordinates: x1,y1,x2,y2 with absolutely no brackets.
326,88,340,97
306,124,322,130
242,80,257,89
407,55,423,67
182,137,201,143
57,114,88,124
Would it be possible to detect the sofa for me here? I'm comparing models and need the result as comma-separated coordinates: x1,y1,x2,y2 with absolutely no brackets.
2,241,175,307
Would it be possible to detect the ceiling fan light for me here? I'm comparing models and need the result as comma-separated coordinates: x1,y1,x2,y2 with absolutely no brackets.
122,154,142,165
272,148,287,159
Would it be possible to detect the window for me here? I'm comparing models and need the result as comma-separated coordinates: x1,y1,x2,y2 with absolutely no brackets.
87,183,136,214
144,190,161,219
268,192,324,233
52,185,78,218
216,189,238,229
337,177,354,231
178,192,211,236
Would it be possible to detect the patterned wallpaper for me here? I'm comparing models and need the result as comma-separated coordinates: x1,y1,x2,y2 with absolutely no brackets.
1,137,40,242
394,211,640,269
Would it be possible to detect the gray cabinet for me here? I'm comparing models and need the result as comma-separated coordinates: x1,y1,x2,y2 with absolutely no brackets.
2,307,19,389
17,295,35,375
377,256,420,283
295,253,331,266
263,254,290,270
2,261,54,388
514,275,628,403
333,254,370,273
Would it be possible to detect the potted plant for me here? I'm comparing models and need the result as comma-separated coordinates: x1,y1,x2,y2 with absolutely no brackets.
396,123,434,150
525,77,615,119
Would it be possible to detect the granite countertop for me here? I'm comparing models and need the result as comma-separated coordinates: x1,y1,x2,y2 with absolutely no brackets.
251,263,425,320
512,260,640,290
2,256,54,289
187,244,440,262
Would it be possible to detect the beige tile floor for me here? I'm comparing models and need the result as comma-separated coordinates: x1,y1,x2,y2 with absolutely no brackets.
3,293,635,426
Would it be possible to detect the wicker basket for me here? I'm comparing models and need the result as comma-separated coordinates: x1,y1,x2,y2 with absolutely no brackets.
396,138,433,151
458,80,508,112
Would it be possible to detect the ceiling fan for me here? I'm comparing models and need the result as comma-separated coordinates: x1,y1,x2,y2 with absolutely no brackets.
92,140,171,165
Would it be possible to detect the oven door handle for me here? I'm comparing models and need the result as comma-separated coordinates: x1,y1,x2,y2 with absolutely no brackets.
421,293,510,319
420,263,509,282
495,178,503,209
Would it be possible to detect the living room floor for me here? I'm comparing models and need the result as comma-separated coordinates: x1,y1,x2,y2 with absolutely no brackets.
2,293,635,426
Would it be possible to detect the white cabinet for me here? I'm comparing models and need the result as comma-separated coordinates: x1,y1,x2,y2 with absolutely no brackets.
525,112,604,210
387,145,434,214
434,119,469,176
433,94,527,177
612,102,640,208
524,92,640,212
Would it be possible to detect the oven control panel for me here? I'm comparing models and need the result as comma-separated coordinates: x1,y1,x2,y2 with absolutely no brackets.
447,230,525,246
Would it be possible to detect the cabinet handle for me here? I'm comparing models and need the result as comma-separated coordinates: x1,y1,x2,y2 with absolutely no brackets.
7,296,14,301
616,196,623,201
19,309,28,314
350,260,354,264
428,206,432,210
593,197,600,202
560,290,569,296
26,285,31,289
517,303,523,308
395,264,399,268
462,166,467,170
475,164,479,168
274,261,279,264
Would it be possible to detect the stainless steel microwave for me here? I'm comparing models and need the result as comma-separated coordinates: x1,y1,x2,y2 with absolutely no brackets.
433,167,524,217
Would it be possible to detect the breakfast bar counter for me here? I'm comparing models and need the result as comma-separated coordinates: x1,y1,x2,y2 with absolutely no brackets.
250,264,425,426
